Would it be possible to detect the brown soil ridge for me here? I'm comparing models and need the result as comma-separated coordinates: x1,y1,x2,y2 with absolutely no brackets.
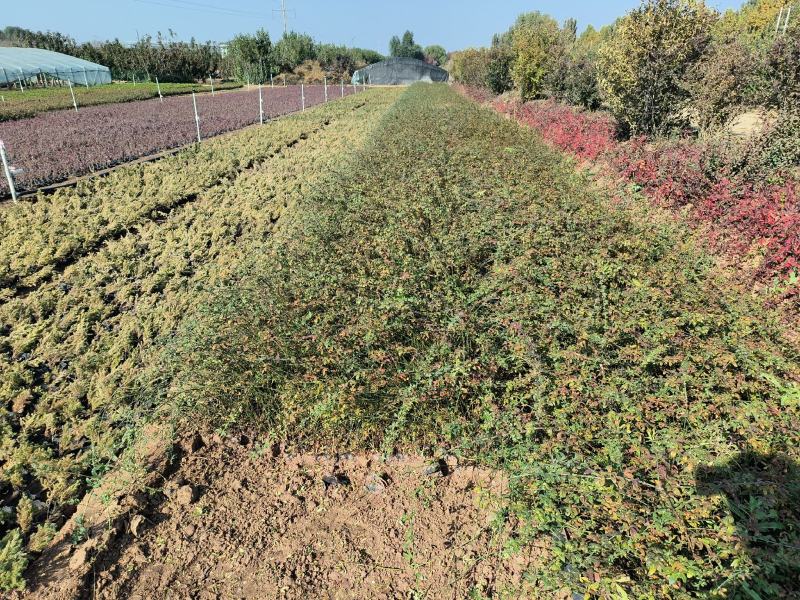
17,431,543,599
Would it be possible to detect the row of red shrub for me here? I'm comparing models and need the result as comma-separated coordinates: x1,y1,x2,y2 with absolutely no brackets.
460,86,800,298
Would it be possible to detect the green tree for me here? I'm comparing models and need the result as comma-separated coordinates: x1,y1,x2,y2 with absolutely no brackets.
423,44,447,66
597,0,716,135
226,29,273,83
389,31,424,60
509,12,560,100
272,31,316,72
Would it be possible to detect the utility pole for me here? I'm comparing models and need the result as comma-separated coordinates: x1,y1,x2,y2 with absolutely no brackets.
274,0,290,35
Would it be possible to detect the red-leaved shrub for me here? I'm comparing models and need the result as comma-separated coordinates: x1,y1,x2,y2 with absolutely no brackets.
493,98,617,161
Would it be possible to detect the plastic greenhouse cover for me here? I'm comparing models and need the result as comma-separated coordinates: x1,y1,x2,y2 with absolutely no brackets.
352,58,449,86
0,47,111,86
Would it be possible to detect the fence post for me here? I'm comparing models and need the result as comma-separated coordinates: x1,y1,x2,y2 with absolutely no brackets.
68,80,78,112
192,92,201,142
156,76,163,102
259,84,264,125
301,83,305,112
324,77,328,103
0,141,18,202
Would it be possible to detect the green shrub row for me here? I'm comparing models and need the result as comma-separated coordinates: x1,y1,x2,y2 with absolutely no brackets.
159,83,800,597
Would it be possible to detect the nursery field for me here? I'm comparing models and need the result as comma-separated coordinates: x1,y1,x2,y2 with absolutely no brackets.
0,81,243,122
2,84,799,598
0,87,400,592
0,85,356,195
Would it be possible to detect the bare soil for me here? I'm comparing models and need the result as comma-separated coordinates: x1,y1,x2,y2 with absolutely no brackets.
18,431,542,599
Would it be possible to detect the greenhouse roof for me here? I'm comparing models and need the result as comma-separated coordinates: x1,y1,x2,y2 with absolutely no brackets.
0,47,111,86
352,58,449,86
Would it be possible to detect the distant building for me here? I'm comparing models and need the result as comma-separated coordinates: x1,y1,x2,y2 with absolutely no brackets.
0,47,112,87
352,58,449,86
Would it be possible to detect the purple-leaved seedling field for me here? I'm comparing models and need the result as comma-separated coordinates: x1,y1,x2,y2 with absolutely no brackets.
0,85,357,195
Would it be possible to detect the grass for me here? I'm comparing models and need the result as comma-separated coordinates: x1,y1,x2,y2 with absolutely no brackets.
158,84,799,598
0,81,242,121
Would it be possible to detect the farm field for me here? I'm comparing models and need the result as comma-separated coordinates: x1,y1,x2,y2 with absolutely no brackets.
0,85,357,195
0,81,243,122
0,87,400,594
3,84,797,598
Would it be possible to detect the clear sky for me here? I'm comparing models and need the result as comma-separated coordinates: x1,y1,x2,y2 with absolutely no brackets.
5,0,746,52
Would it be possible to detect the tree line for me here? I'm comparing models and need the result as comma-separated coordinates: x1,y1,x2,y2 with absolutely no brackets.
0,26,384,83
450,0,800,136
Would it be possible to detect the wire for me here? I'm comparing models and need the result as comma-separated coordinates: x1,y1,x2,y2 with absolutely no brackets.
161,0,270,17
132,0,270,19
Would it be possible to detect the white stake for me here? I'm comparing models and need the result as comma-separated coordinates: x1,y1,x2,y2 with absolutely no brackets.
192,92,201,142
777,7,785,34
133,73,136,86
210,76,215,95
341,78,344,98
324,77,328,103
17,69,24,92
0,140,18,202
270,74,274,88
301,83,305,111
784,6,792,33
283,75,286,87
247,74,250,88
259,84,264,124
68,80,78,112
82,67,89,88
156,76,163,102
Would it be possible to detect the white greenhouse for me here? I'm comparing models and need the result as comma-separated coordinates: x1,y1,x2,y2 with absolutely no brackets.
0,47,111,88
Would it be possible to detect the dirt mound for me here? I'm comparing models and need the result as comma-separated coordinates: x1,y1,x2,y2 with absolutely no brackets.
21,432,541,599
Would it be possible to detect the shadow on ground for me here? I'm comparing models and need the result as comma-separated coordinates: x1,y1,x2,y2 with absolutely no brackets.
696,446,800,598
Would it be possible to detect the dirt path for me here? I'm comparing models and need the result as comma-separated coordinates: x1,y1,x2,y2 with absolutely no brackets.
19,432,540,599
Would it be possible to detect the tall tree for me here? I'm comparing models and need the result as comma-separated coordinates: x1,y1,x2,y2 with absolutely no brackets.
226,29,273,84
509,12,561,100
272,31,316,72
389,31,424,60
597,0,716,134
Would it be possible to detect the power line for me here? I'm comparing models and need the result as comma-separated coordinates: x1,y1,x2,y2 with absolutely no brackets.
132,0,270,19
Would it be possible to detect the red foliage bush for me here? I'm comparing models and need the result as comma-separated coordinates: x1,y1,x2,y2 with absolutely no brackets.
493,98,617,161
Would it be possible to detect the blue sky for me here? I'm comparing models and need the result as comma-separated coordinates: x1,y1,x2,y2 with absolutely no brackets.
6,0,746,52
